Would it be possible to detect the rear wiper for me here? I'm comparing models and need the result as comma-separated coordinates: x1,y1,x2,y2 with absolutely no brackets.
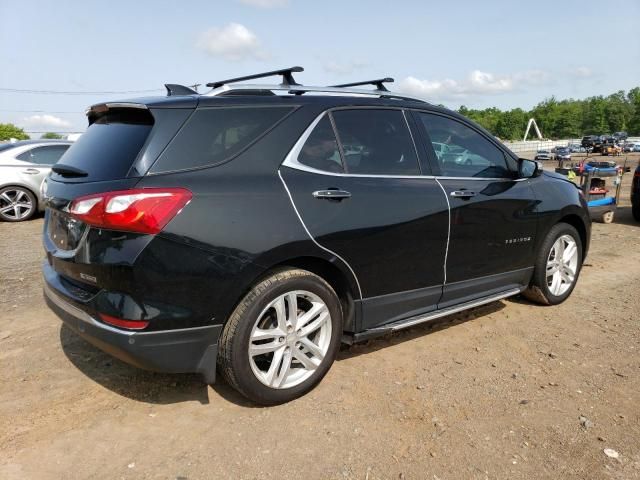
51,164,88,177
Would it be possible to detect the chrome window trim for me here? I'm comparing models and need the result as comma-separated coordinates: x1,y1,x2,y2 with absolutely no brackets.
281,110,526,182
277,170,363,300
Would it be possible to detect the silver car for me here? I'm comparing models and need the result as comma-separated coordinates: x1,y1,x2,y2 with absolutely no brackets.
0,140,73,221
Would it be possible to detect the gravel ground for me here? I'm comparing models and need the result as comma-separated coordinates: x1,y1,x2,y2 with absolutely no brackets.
0,156,639,479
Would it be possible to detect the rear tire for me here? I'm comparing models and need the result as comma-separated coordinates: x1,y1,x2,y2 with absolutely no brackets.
633,204,640,222
523,223,582,305
0,186,37,222
218,268,342,405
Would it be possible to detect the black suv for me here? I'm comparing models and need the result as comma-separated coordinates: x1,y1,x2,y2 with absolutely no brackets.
581,135,600,151
613,131,628,142
42,67,591,405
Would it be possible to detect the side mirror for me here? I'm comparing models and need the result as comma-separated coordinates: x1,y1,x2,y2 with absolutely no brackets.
519,158,542,178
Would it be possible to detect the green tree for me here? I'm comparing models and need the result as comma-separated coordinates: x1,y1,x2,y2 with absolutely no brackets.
604,90,631,133
0,123,30,141
41,132,63,139
494,108,528,140
456,86,640,138
627,88,640,135
582,97,608,134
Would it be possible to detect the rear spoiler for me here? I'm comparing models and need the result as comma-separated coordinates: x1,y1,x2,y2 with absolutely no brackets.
85,102,150,125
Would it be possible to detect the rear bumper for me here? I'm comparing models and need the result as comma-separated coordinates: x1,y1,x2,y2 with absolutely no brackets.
44,280,221,383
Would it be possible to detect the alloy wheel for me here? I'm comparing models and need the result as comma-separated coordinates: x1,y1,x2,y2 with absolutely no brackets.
248,290,332,389
546,234,579,296
0,189,34,221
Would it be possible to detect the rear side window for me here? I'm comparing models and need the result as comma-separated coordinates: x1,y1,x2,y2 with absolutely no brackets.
418,112,513,179
297,116,343,173
54,108,153,182
151,106,293,173
17,145,69,165
331,109,420,175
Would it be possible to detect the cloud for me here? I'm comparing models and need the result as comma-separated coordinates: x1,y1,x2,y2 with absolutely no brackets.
21,114,72,129
570,66,593,78
238,0,288,7
398,69,552,100
323,59,369,76
196,23,267,61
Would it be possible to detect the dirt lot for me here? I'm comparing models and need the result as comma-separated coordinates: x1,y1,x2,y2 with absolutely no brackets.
1,158,639,479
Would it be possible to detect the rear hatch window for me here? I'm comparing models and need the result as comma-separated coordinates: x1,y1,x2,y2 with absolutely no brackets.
50,107,153,183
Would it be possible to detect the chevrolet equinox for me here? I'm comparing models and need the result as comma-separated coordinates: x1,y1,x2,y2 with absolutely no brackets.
42,67,591,405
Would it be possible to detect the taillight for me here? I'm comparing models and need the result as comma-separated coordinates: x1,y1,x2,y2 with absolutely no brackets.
99,313,149,330
69,188,192,234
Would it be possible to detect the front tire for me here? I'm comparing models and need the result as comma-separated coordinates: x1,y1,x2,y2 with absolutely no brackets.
633,204,640,222
523,223,582,305
218,268,342,405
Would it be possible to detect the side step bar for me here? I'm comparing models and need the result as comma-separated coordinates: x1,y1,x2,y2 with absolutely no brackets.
344,288,522,344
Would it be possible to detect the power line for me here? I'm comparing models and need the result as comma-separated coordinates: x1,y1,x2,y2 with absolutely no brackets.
0,87,163,95
20,130,84,133
0,109,83,114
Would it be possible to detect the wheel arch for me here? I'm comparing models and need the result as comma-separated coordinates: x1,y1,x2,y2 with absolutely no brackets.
557,213,589,260
245,255,358,333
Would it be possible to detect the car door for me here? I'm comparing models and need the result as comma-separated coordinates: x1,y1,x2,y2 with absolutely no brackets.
280,108,449,330
413,111,539,308
16,145,70,192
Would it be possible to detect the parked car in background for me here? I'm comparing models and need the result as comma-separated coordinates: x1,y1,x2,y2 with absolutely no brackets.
581,135,600,151
634,144,640,153
554,147,571,163
535,149,552,161
0,140,72,221
623,143,635,152
40,68,591,405
613,131,628,142
431,141,449,159
568,144,585,153
572,160,618,174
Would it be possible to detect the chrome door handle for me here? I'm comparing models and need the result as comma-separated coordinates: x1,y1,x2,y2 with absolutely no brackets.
21,168,40,174
313,189,352,200
449,190,476,198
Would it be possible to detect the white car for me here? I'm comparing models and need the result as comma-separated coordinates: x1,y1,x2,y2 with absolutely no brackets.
0,140,73,221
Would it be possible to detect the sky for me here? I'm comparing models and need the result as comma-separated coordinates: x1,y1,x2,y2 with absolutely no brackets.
1,0,639,136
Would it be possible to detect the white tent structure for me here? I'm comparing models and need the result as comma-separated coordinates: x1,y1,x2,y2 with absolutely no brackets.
523,118,543,141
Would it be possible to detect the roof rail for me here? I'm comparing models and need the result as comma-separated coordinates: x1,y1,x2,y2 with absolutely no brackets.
330,77,394,92
206,66,304,89
205,83,428,104
165,84,198,96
